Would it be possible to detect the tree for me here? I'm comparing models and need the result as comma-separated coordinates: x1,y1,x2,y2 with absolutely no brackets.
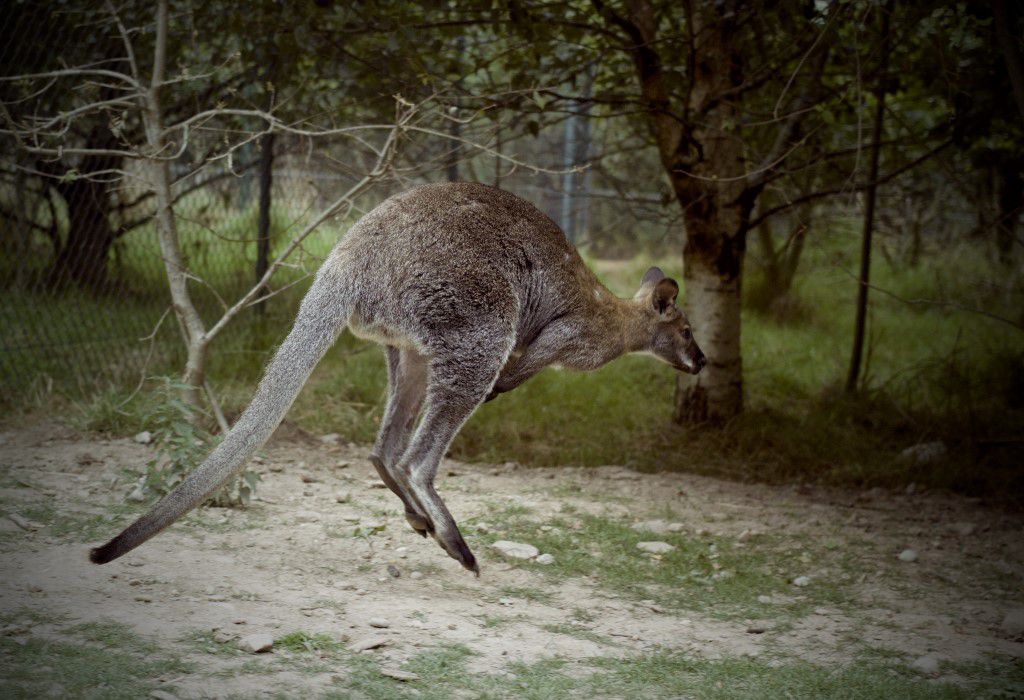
588,0,836,422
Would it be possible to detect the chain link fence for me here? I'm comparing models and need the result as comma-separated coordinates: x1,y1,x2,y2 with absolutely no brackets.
0,4,687,409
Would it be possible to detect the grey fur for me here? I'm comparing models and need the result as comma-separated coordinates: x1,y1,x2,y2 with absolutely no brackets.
90,182,704,573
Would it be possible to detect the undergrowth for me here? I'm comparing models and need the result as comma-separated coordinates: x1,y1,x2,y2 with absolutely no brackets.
8,215,1023,500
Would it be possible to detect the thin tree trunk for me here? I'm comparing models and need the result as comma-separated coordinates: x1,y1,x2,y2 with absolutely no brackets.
254,130,275,311
144,0,208,411
560,113,577,241
846,4,891,394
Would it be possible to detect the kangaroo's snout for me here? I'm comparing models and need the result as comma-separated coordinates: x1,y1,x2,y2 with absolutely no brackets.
681,349,706,374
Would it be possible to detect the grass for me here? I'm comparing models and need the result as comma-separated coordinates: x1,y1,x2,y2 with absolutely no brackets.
0,621,186,700
473,507,858,621
7,204,1024,498
274,631,347,654
326,642,1023,700
3,626,1017,700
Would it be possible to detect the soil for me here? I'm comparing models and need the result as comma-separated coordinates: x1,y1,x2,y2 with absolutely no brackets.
0,420,1022,697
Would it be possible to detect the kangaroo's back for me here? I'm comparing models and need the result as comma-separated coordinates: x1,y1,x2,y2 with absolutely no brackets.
332,183,600,331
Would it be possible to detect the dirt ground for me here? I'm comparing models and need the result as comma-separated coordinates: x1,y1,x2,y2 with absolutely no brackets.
1,420,1022,698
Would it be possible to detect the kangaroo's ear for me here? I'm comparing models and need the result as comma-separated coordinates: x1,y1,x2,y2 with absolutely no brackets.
652,278,679,315
641,266,665,287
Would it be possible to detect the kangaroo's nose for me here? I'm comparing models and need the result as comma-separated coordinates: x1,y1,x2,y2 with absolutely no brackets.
696,353,707,370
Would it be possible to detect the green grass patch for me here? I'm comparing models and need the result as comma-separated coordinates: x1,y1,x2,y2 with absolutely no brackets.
324,641,1022,700
475,508,854,620
274,630,347,654
0,621,186,699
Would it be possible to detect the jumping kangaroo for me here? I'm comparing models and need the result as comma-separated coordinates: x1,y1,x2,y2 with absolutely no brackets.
90,182,705,574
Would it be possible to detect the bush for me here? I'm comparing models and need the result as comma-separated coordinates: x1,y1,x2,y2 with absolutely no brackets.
128,377,259,508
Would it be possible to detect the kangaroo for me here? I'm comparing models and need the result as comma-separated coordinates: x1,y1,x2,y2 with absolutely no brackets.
89,182,705,574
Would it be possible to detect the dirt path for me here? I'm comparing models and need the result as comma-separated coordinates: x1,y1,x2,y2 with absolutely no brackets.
1,421,1022,698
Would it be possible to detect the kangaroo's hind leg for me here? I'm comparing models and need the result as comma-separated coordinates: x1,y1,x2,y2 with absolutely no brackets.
396,340,511,574
370,346,429,536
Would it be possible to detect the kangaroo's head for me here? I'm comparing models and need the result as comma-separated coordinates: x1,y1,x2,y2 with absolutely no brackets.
634,267,706,374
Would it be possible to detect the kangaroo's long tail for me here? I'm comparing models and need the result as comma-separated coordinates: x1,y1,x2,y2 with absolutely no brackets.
90,269,352,564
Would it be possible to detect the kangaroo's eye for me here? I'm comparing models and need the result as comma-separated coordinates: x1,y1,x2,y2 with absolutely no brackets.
682,328,692,341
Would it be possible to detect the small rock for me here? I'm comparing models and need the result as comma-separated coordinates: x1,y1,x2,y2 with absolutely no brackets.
133,431,152,445
128,579,143,586
387,565,401,578
492,540,539,560
150,691,179,700
295,511,320,523
636,541,675,554
238,633,274,653
335,460,350,469
746,626,766,634
898,549,918,563
899,441,946,466
134,595,152,603
905,482,918,496
911,655,940,675
410,571,424,581
321,433,342,445
334,491,351,503
757,595,773,604
536,553,555,565
300,473,320,484
212,629,234,644
737,529,755,542
368,618,391,628
498,597,514,606
632,520,671,534
380,668,420,682
1001,608,1024,637
349,636,388,652
792,576,811,587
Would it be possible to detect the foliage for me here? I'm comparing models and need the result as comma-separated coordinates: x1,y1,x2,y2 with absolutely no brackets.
130,377,259,508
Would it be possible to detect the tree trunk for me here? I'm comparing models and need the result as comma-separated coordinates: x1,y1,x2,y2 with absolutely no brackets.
674,253,744,423
45,128,120,291
670,6,750,424
254,130,276,310
145,0,208,412
846,3,891,394
560,112,577,241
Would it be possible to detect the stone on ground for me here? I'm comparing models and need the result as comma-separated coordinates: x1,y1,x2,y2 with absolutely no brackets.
636,541,675,554
492,540,539,559
238,633,274,653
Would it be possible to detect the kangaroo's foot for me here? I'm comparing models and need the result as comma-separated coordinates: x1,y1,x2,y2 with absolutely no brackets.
369,455,429,537
405,481,479,576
